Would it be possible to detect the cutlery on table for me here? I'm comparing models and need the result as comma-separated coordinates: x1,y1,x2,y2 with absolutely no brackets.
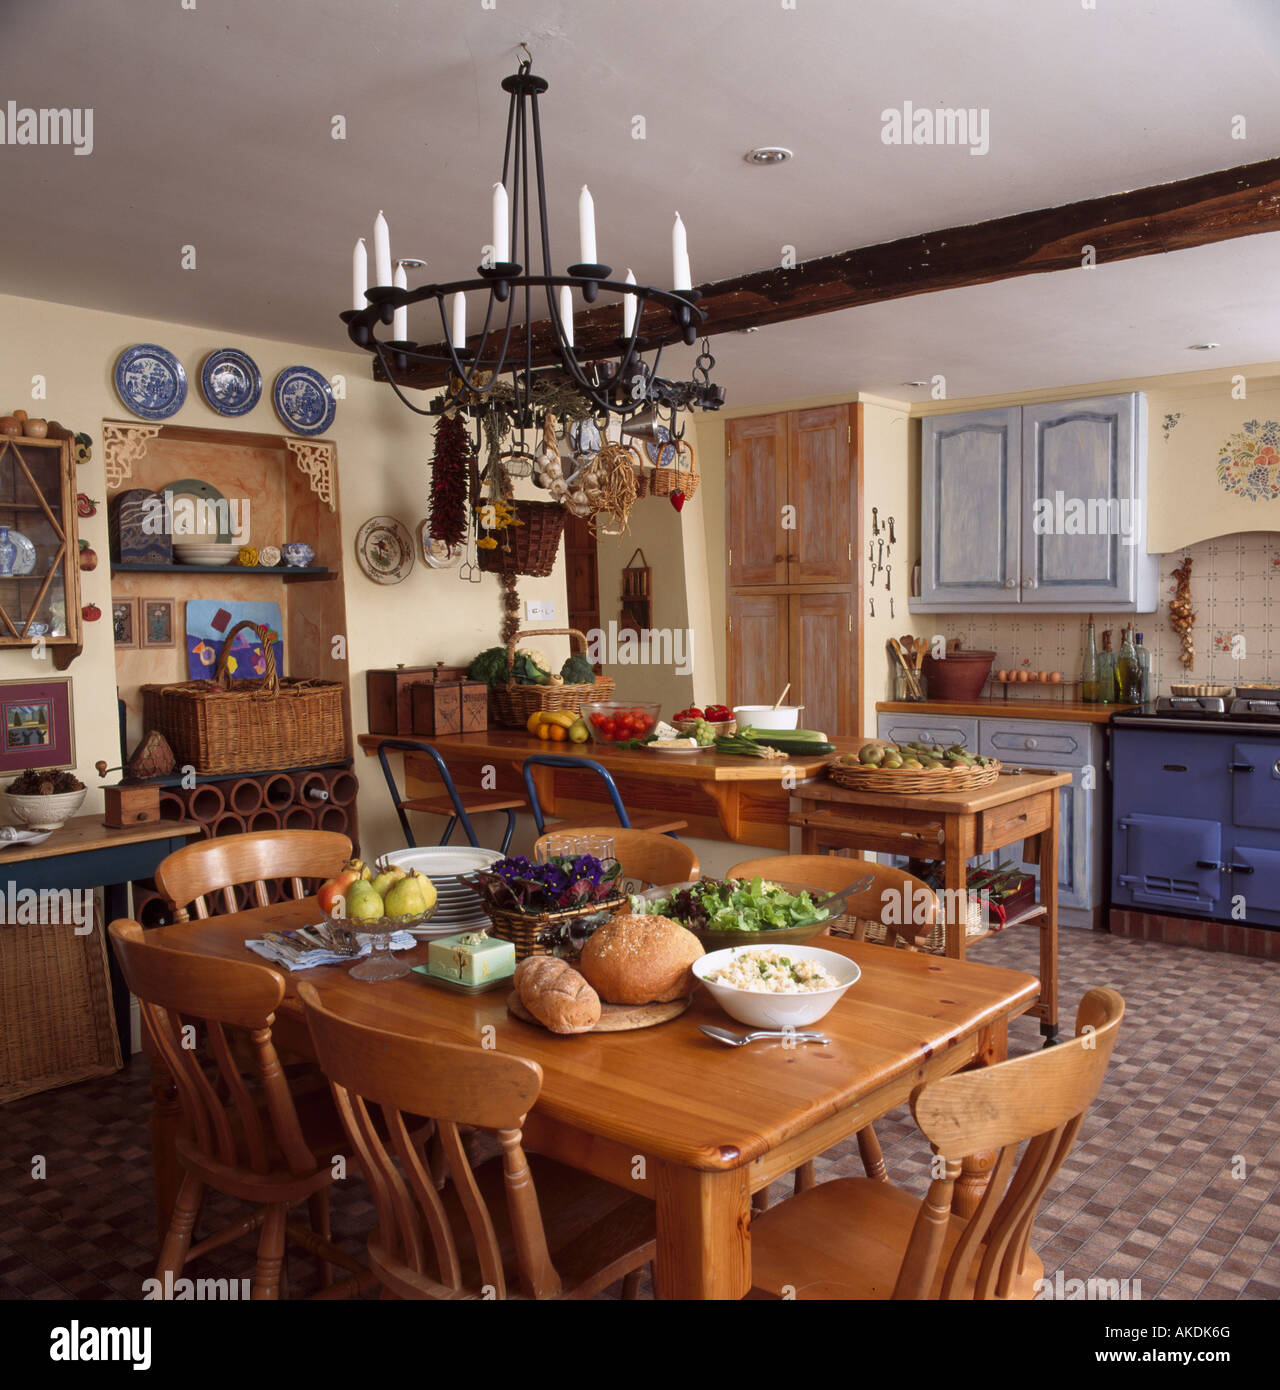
809,874,876,914
699,1024,832,1047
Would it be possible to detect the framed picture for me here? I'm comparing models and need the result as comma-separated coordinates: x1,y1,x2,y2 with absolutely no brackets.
140,597,176,649
112,598,137,648
0,677,75,774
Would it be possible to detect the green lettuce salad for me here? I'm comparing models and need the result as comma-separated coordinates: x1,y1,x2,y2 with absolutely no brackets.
634,876,829,933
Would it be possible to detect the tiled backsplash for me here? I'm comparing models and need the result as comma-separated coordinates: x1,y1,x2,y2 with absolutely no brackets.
941,531,1279,697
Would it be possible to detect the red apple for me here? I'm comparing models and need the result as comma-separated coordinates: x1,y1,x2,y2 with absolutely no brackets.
317,868,359,915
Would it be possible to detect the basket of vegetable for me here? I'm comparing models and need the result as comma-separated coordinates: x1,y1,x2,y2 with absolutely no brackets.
462,853,626,959
828,740,1001,793
470,627,615,728
633,875,837,950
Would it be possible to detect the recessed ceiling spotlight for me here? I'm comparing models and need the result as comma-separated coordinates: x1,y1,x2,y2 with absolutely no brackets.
744,146,793,165
738,326,761,334
1188,342,1220,350
396,257,427,270
903,381,928,388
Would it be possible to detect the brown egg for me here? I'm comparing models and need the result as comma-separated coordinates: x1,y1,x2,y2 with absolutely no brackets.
1017,669,1030,683
1049,671,1063,684
995,669,1008,682
1038,670,1049,683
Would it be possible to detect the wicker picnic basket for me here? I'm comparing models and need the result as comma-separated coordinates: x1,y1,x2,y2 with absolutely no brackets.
826,755,1001,794
488,627,615,728
142,620,347,775
476,499,566,577
649,438,699,498
482,894,629,961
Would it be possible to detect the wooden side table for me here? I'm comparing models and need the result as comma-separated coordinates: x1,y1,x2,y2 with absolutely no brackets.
791,770,1068,1044
0,816,201,1060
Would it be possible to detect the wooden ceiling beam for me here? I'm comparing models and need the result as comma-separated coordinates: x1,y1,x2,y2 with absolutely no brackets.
378,157,1280,390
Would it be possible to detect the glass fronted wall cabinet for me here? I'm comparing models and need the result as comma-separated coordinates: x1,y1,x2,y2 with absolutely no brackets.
0,436,82,669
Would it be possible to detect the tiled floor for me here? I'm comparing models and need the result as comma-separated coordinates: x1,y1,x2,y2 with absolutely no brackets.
1,927,1277,1300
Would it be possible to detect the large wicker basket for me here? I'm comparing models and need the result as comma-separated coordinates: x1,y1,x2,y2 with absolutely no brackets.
488,627,615,728
476,499,566,577
826,755,1001,794
142,620,347,775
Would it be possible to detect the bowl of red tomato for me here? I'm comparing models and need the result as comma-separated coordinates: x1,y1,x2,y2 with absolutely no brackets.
584,702,661,744
672,704,735,737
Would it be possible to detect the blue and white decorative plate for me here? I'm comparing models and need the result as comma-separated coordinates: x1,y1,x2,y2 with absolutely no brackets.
200,348,262,417
0,527,36,577
273,366,336,437
644,424,677,466
114,344,187,421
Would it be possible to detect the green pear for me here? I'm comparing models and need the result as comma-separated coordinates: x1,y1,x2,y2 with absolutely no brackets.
384,869,437,920
370,866,407,899
345,878,386,923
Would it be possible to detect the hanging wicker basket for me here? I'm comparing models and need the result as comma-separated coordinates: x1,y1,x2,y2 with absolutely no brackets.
476,499,566,577
488,626,615,728
649,439,699,498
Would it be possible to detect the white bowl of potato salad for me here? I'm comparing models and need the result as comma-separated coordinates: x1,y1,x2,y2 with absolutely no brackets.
692,944,860,1028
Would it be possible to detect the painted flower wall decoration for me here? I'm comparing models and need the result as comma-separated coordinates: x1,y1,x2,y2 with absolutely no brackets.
1216,419,1280,501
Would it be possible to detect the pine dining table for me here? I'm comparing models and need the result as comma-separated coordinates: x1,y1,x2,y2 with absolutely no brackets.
137,900,1040,1300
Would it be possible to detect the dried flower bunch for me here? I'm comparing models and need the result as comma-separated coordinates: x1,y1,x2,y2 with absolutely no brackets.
428,412,473,547
1169,555,1195,668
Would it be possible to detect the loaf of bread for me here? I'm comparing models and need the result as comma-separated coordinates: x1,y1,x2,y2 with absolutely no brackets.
578,913,704,1005
514,955,601,1034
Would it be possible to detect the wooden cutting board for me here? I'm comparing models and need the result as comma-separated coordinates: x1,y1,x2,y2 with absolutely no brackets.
506,992,691,1033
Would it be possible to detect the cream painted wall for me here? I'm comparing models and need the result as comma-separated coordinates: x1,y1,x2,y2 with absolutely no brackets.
0,292,568,854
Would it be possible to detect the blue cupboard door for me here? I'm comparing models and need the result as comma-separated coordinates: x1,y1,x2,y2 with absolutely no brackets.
1227,845,1280,928
1230,741,1280,830
1116,813,1222,913
1020,394,1138,605
919,407,1020,608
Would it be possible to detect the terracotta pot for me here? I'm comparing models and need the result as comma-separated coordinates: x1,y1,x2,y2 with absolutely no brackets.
921,650,996,701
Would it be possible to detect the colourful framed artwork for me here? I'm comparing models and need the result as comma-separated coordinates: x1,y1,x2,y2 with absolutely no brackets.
140,596,176,649
0,677,75,774
184,599,282,679
112,598,137,648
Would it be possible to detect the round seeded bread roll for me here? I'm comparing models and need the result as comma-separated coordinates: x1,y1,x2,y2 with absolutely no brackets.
578,912,704,1005
514,956,601,1034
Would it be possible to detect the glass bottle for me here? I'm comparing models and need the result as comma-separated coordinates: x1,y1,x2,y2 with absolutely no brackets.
1117,626,1137,705
1097,629,1116,705
1129,632,1152,705
1080,615,1100,703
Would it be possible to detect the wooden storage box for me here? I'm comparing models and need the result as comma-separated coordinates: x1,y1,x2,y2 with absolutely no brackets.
103,783,161,827
411,682,462,737
460,681,488,733
367,664,469,735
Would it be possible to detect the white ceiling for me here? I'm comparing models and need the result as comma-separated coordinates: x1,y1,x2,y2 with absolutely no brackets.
2,0,1279,404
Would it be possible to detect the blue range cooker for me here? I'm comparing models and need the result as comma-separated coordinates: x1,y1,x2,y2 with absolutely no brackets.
1112,694,1280,928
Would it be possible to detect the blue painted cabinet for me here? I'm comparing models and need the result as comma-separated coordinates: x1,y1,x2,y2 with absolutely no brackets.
914,393,1157,613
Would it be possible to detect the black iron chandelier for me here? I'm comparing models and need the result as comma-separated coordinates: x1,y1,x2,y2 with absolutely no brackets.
340,50,724,427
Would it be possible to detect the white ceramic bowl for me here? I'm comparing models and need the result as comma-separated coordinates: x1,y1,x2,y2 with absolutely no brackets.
733,704,801,731
5,787,87,831
692,944,860,1028
175,542,240,567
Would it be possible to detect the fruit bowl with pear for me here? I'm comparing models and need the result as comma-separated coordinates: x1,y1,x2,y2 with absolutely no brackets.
315,858,439,981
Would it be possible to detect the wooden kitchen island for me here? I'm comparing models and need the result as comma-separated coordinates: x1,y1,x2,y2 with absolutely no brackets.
359,729,836,848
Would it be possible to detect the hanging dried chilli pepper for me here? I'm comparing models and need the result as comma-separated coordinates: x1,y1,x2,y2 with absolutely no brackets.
428,412,472,547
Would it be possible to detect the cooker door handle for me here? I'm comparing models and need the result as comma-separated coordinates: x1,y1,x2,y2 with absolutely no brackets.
1226,862,1255,875
1195,860,1221,871
1228,762,1254,773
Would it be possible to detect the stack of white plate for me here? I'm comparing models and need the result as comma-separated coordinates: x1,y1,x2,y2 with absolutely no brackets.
174,540,242,566
378,845,502,936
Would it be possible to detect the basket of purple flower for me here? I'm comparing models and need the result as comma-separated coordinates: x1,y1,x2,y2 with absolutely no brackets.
461,854,626,960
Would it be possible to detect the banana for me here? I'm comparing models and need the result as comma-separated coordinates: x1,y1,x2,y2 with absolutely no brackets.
544,709,579,729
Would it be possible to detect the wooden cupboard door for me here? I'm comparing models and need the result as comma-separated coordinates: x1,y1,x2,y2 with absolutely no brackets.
1020,394,1137,606
787,405,853,585
919,407,1020,607
788,591,854,737
726,414,787,586
727,592,789,711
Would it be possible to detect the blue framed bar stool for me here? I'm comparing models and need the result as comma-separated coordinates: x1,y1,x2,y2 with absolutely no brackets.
521,753,687,837
375,739,523,854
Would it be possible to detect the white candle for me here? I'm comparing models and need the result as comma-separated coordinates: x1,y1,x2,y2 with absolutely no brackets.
559,286,574,349
393,262,408,341
352,237,368,310
373,210,392,287
451,291,467,350
622,267,637,337
672,212,692,291
492,182,510,265
578,185,597,265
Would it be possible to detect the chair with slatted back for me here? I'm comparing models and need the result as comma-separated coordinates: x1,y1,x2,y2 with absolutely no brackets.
727,854,937,1196
534,827,699,890
522,753,686,837
154,829,352,921
108,920,374,1300
298,981,657,1300
748,988,1125,1300
375,738,523,855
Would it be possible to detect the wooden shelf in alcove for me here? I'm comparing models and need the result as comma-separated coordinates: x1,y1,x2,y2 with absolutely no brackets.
110,563,338,583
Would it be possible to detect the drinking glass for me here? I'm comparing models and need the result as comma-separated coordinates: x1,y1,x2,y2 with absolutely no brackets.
537,832,578,863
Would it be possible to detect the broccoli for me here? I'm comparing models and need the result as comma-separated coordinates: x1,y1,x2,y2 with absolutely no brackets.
468,646,511,686
561,653,595,684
